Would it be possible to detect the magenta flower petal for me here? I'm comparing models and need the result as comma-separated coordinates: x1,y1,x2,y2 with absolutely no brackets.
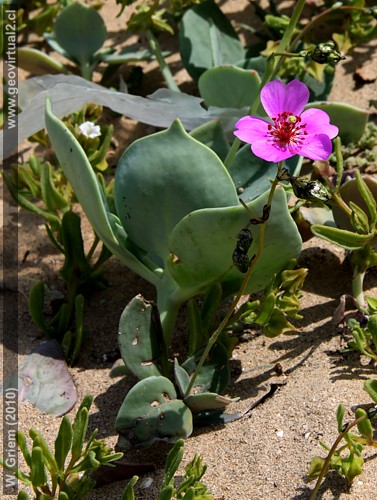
251,140,297,163
261,79,309,117
300,108,339,139
234,116,270,143
282,80,310,116
298,134,333,160
233,79,338,162
261,80,286,117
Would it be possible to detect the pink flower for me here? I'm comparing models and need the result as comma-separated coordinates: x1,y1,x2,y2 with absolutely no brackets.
234,79,338,163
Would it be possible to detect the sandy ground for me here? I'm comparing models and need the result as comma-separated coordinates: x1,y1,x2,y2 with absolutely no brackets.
1,1,377,499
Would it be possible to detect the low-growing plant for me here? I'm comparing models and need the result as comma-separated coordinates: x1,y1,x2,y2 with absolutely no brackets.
18,2,157,82
308,379,377,498
2,105,115,364
0,396,123,499
123,438,213,500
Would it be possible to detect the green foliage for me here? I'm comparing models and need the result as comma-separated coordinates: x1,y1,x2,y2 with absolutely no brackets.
231,263,307,338
2,105,115,364
115,376,193,447
17,2,154,81
292,138,376,315
345,315,377,361
308,393,377,493
123,439,213,499
179,0,244,81
0,396,123,499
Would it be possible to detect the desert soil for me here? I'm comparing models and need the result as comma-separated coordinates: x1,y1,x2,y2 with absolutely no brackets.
1,1,377,499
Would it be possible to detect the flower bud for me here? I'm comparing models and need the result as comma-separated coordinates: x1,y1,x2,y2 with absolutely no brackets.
307,42,345,65
290,177,331,203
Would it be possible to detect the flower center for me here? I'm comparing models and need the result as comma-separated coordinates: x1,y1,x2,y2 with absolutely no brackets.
267,111,307,150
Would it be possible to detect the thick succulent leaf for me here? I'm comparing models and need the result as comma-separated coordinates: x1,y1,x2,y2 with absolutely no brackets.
16,340,77,416
332,176,377,232
45,98,159,285
238,56,267,78
114,119,239,261
184,392,237,411
182,343,230,394
174,358,190,398
102,45,157,64
118,295,163,379
179,0,244,81
364,379,377,404
115,376,193,446
198,66,261,109
168,188,302,295
18,48,70,75
228,145,302,202
54,3,106,65
305,102,368,144
189,120,230,161
311,224,373,250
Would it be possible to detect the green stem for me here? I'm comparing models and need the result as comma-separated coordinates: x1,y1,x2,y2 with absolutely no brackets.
352,267,366,310
184,162,284,397
291,5,366,48
146,30,180,92
223,0,307,169
86,234,100,263
310,415,366,500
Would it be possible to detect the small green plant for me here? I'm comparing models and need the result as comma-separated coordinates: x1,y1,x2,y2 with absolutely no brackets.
2,105,115,364
345,314,377,362
0,396,123,499
18,2,156,82
123,438,213,500
308,379,377,498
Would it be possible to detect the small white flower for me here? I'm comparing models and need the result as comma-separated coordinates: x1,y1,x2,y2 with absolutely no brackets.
79,121,101,139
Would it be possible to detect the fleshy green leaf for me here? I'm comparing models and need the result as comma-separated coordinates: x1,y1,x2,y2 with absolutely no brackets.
189,120,229,162
71,406,89,463
115,376,193,446
336,404,345,433
121,475,139,500
114,119,238,261
228,146,302,202
118,295,163,379
311,224,373,250
174,359,190,398
184,392,237,412
198,66,260,108
355,170,377,226
179,1,244,81
29,429,58,476
45,97,159,286
28,281,48,334
355,408,374,444
18,48,70,75
364,379,377,403
305,102,368,144
30,446,47,487
17,431,32,467
54,415,73,471
54,3,106,66
168,188,302,295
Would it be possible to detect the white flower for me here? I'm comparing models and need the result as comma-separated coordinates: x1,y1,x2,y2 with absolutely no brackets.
79,121,101,139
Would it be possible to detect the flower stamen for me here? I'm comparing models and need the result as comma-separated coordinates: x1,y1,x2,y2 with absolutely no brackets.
267,112,307,152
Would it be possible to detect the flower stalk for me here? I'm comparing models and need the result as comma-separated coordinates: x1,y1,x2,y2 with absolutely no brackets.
185,162,284,397
146,30,180,92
